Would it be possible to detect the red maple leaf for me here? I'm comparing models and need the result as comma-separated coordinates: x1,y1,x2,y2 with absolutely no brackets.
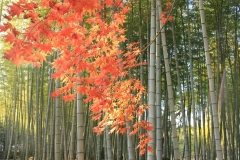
4,33,16,44
62,94,75,101
148,146,153,152
105,0,113,6
165,1,172,7
9,3,23,17
0,23,11,32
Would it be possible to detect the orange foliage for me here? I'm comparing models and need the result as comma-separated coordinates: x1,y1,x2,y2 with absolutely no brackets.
1,0,152,155
159,2,174,24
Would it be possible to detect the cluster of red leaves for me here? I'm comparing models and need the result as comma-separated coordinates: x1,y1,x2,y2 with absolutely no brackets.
0,0,152,155
159,1,174,24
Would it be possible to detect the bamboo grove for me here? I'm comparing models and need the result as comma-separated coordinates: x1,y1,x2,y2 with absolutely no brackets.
0,0,239,160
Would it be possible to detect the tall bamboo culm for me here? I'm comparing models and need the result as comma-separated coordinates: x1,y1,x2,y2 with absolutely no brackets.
198,0,223,159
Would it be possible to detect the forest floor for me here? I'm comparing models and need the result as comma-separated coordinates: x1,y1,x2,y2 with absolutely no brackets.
0,151,21,160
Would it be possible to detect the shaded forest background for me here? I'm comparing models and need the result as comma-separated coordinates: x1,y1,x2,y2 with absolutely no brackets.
0,0,239,160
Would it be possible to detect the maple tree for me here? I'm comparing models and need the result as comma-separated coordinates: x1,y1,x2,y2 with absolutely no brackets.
1,0,152,154
159,1,174,24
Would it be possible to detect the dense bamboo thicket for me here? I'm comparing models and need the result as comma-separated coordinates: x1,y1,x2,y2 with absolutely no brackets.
0,0,239,160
